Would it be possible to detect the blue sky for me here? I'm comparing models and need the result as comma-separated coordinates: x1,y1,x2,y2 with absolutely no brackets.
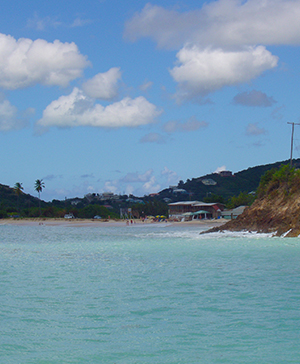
1,0,300,201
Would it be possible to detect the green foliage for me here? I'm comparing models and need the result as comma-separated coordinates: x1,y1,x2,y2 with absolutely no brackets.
0,210,8,218
226,192,255,209
77,204,118,219
14,182,24,197
131,201,168,217
257,164,300,198
34,179,45,194
203,194,226,204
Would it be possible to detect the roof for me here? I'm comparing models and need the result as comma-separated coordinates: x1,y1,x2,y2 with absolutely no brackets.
168,201,202,206
192,210,210,215
221,206,247,215
194,202,224,207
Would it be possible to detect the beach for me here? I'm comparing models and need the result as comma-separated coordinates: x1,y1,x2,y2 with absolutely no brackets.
0,217,227,228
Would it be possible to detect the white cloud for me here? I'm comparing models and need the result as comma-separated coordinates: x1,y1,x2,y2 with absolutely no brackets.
121,169,161,195
164,116,208,133
104,180,119,194
0,33,89,90
246,123,266,136
170,45,278,99
142,176,160,194
102,169,161,196
122,169,154,183
233,90,276,107
126,2,295,99
37,88,161,129
0,98,29,131
161,167,179,185
214,165,226,173
125,1,300,49
82,67,122,100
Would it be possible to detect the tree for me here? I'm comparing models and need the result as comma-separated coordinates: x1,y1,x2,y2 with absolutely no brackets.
34,179,45,216
14,182,24,212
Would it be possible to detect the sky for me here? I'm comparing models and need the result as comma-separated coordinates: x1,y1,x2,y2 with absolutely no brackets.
1,0,300,201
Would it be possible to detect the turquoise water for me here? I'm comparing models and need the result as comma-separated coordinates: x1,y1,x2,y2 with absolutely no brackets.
1,223,300,363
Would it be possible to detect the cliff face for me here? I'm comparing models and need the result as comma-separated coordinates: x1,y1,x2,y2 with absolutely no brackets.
208,187,300,237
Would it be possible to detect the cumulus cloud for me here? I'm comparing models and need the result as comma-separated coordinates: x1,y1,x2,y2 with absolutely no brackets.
233,90,276,107
140,132,166,144
104,180,119,194
170,45,278,99
161,167,179,185
0,98,29,131
122,169,154,183
125,1,300,99
37,88,161,129
103,169,161,196
82,67,122,100
122,169,160,194
125,1,300,49
164,116,208,133
142,176,160,194
246,123,266,136
0,33,89,90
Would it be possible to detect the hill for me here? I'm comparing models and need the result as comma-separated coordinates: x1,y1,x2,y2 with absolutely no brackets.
204,164,300,237
158,158,300,202
0,183,42,214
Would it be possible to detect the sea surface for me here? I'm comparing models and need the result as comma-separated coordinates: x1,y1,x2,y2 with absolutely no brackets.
1,222,300,363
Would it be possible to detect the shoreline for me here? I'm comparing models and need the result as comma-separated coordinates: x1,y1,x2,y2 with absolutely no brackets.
0,217,227,228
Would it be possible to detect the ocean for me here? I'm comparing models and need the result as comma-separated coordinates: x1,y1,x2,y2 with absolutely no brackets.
1,222,300,363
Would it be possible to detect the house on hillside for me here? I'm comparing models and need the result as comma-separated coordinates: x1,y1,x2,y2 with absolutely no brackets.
168,201,224,220
219,170,233,177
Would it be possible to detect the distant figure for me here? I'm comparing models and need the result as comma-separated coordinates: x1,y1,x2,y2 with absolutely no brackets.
126,220,129,226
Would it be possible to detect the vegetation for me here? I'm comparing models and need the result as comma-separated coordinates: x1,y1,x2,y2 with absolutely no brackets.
226,192,256,209
208,163,300,237
1,159,300,220
14,182,24,212
34,179,45,216
257,164,300,199
131,201,168,218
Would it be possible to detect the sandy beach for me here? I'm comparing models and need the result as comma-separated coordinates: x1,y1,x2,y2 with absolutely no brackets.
0,217,227,228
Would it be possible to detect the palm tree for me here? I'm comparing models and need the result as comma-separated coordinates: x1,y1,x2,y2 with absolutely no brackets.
14,182,24,212
34,179,45,216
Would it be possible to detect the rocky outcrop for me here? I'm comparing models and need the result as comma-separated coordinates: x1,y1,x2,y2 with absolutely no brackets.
205,187,300,237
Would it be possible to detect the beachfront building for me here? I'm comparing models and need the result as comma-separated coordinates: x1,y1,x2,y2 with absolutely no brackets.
168,201,224,220
221,206,247,219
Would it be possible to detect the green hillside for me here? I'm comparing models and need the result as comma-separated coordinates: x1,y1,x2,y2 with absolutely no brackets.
159,158,300,202
1,158,299,217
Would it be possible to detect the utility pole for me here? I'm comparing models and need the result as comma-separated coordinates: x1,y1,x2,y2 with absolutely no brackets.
287,122,300,167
